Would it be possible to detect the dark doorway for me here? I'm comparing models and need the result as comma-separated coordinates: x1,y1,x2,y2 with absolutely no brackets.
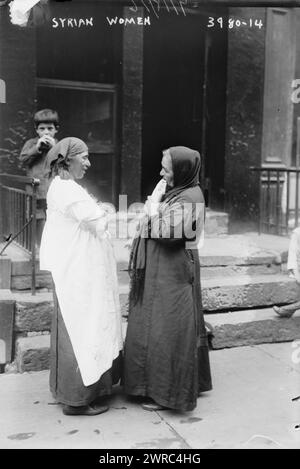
142,9,228,209
36,1,122,204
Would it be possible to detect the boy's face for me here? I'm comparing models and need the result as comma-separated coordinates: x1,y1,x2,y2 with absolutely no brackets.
36,123,58,138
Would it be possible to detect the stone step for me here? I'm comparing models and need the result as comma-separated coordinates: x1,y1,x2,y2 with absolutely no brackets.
203,210,229,236
117,261,282,285
119,273,300,312
7,233,289,291
114,233,285,285
201,264,281,278
11,273,52,291
206,307,300,349
12,287,129,333
11,306,300,373
15,334,50,373
2,245,53,291
106,306,300,349
13,320,129,374
201,273,299,311
112,234,285,268
13,291,53,332
10,272,300,341
12,253,283,291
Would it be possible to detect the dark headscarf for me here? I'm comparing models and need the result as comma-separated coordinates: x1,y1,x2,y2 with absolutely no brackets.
129,146,201,306
163,146,201,202
45,137,88,178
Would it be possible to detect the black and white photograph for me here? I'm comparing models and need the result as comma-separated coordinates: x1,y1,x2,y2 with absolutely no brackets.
0,0,300,452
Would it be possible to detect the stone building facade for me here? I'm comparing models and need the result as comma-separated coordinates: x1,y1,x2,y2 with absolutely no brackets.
0,0,298,223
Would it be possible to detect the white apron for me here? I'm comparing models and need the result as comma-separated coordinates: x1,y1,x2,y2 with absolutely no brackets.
40,177,123,386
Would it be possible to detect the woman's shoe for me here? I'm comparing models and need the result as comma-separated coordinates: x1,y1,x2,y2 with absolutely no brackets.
141,401,168,411
63,403,109,416
273,306,295,319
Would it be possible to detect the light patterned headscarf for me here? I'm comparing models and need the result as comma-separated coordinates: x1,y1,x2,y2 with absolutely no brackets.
45,137,88,178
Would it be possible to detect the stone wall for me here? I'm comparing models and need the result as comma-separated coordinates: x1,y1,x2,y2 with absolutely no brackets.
224,7,266,222
121,6,144,205
0,6,36,174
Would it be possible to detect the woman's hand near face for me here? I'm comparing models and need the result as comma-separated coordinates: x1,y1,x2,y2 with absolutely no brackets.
144,179,167,216
150,179,167,203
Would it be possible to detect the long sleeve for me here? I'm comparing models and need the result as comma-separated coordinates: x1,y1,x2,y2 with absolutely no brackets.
148,196,205,246
19,138,42,167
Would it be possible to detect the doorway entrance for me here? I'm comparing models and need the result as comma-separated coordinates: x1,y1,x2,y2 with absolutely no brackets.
142,8,228,209
36,2,122,204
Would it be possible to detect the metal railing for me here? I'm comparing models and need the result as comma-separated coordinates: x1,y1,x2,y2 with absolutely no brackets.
250,166,300,236
0,173,40,295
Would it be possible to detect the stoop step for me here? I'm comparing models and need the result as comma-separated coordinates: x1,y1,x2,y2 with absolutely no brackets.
206,307,300,349
12,272,299,332
12,288,129,334
13,319,128,374
15,334,50,373
12,307,300,373
9,274,300,373
118,273,300,312
201,274,300,311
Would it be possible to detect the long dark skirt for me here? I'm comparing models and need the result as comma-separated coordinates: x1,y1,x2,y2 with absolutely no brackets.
124,242,212,412
50,292,122,407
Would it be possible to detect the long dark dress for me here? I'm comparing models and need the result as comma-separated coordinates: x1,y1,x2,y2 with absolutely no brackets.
124,186,212,411
50,292,122,406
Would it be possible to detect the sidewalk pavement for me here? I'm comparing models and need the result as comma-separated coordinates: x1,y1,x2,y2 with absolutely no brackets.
1,342,300,449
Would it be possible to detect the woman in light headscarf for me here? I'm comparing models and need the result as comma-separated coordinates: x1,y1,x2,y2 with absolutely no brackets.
124,146,212,412
40,137,123,416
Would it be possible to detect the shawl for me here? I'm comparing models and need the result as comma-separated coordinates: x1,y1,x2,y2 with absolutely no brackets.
129,146,201,305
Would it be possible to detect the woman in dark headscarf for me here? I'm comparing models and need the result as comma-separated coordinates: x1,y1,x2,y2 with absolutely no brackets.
124,146,212,412
40,138,123,416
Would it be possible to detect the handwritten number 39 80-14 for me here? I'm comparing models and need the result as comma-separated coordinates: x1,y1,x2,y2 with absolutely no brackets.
207,17,263,29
